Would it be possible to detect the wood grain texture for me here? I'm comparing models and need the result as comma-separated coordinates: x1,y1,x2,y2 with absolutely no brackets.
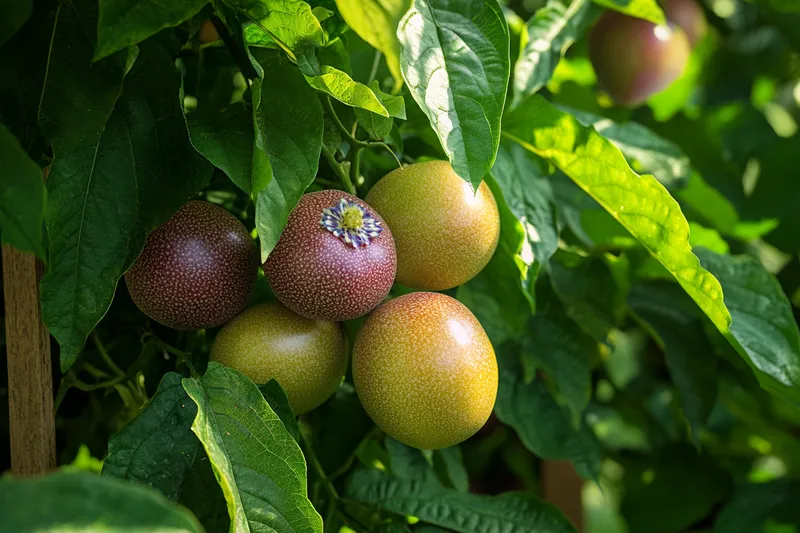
542,460,584,532
3,245,56,476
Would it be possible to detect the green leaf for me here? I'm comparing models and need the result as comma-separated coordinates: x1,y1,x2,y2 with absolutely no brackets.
0,471,203,532
503,96,732,349
696,249,800,406
334,0,411,91
0,123,46,258
95,0,206,60
346,468,578,533
398,0,510,188
714,480,800,533
512,0,591,107
305,65,391,116
749,0,800,13
306,383,374,476
621,444,730,533
432,447,469,492
41,36,210,371
354,82,406,140
253,52,324,261
182,362,323,533
592,0,665,24
628,282,718,440
0,0,31,48
258,379,301,441
494,346,602,479
232,0,326,53
103,373,229,533
386,437,440,484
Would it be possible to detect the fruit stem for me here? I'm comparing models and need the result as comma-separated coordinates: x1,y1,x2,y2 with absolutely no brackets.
348,145,362,193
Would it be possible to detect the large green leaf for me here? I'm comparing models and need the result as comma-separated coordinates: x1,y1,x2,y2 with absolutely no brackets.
253,52,324,261
397,0,510,188
503,96,732,348
41,36,210,371
494,347,602,479
182,363,322,533
0,0,31,48
0,123,46,258
95,0,206,60
305,65,392,116
0,471,203,532
713,480,800,533
512,0,591,107
628,282,718,440
696,249,800,405
592,0,665,24
334,0,411,91
103,373,229,533
231,0,326,53
346,468,578,533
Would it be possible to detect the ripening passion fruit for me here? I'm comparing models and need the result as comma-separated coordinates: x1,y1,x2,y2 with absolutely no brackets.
352,292,498,450
263,190,396,322
589,11,691,106
662,0,707,47
365,161,500,291
125,201,257,330
210,303,346,415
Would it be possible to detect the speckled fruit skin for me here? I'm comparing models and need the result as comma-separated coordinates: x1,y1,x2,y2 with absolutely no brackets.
125,201,257,330
352,292,498,450
589,12,691,105
365,161,500,291
663,0,707,47
263,190,396,322
210,303,346,415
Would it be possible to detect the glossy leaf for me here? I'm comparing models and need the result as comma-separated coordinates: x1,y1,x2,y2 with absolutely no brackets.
0,123,46,258
0,471,203,532
258,379,301,441
512,0,591,107
253,52,324,260
0,0,31,48
503,96,732,346
334,0,411,90
433,447,469,492
305,65,391,116
182,363,323,533
592,0,665,24
354,81,406,139
95,0,206,60
386,437,440,484
41,36,210,371
231,0,325,53
495,347,602,479
696,249,800,405
346,468,578,533
398,0,510,188
103,373,229,533
628,282,718,439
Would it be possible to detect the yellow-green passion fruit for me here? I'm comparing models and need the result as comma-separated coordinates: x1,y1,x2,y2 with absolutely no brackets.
210,302,346,415
365,160,500,291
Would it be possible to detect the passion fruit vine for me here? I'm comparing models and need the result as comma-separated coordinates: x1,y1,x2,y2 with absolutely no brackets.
263,190,396,322
366,160,500,291
353,292,498,450
125,200,257,330
210,302,346,415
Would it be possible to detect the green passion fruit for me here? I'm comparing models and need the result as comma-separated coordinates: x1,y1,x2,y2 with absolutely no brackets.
352,292,498,449
125,201,257,330
210,303,346,415
365,160,500,291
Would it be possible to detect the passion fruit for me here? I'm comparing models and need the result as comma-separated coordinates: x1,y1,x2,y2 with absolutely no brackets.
263,190,396,322
352,292,498,449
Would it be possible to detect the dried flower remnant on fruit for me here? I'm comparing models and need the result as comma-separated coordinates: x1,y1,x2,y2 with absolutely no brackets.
321,198,383,248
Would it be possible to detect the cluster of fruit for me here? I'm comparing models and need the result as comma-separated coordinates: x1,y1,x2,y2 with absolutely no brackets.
590,0,707,105
124,161,501,449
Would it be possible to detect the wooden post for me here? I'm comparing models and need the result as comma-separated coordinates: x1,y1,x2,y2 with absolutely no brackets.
2,245,56,476
542,460,584,532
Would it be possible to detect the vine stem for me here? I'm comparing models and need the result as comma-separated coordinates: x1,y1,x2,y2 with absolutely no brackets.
323,95,370,149
91,332,125,378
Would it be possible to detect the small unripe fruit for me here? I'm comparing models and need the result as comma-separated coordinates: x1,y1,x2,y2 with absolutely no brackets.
210,303,346,415
662,0,707,47
589,11,691,105
365,161,500,290
198,20,220,44
125,201,257,330
353,292,498,449
264,190,396,322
